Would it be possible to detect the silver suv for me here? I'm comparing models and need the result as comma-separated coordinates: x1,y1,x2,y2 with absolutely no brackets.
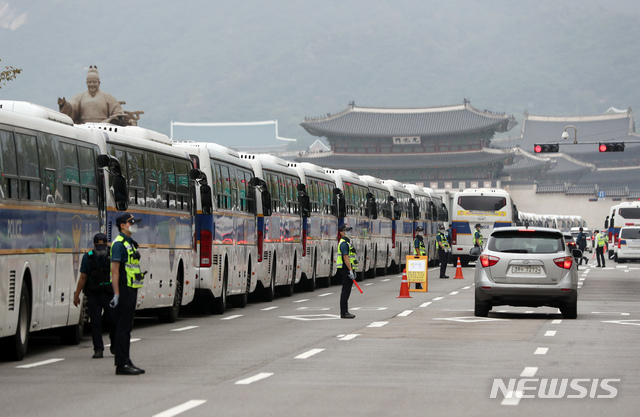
615,226,640,263
474,227,580,319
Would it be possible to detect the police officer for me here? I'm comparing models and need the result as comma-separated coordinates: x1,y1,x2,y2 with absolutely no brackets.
595,229,607,267
473,223,484,249
73,232,114,359
577,227,589,265
436,224,450,278
337,224,357,319
110,213,145,375
413,226,426,289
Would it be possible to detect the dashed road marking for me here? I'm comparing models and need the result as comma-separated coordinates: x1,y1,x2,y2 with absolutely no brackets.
295,349,325,359
534,347,549,355
551,319,562,324
449,291,459,295
432,297,444,301
318,293,333,297
338,334,360,340
293,299,309,303
221,315,243,320
419,302,432,308
521,367,538,377
397,310,413,317
16,358,64,369
235,373,274,385
544,330,556,336
367,322,388,328
153,400,207,417
171,326,198,332
261,306,278,311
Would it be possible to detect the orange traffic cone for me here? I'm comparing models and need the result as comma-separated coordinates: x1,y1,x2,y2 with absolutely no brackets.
397,269,412,298
453,257,465,279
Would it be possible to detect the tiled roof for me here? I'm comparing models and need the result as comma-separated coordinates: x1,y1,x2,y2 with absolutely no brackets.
301,100,517,138
536,184,566,193
503,151,549,173
566,185,597,195
545,154,594,175
601,187,629,197
577,167,640,184
491,111,640,156
296,148,514,169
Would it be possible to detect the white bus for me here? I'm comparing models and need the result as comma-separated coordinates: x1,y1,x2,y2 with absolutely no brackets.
359,175,395,275
240,154,303,300
607,202,640,258
450,188,517,266
403,184,437,264
382,179,414,273
324,169,375,280
288,162,338,290
175,142,258,314
0,101,195,360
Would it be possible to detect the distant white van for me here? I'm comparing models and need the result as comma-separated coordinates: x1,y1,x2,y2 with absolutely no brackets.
615,226,640,263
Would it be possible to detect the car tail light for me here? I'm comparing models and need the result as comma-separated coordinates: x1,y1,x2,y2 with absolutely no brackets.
480,254,499,267
200,230,212,267
554,256,573,269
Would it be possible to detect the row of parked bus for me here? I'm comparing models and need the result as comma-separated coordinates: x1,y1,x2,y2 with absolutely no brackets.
0,100,453,361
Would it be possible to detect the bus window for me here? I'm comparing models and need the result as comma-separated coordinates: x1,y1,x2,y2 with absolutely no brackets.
126,151,145,207
78,146,98,206
160,158,176,209
175,161,189,211
457,196,506,211
60,142,81,204
16,133,41,201
0,130,18,199
145,152,160,209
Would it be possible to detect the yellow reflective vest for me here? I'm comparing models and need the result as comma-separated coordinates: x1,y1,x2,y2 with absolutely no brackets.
111,234,143,288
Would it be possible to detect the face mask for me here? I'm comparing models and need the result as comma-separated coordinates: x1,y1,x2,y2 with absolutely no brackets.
95,249,108,257
128,224,138,234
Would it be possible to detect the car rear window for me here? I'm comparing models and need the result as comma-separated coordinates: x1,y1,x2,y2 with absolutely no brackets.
488,230,563,254
620,228,640,239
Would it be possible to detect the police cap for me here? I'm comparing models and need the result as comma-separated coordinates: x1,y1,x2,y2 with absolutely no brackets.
339,224,353,232
93,232,108,250
115,213,141,227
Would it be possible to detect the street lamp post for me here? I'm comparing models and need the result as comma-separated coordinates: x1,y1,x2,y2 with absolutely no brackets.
562,125,578,144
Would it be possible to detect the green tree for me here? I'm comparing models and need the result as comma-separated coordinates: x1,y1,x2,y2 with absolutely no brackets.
0,59,22,89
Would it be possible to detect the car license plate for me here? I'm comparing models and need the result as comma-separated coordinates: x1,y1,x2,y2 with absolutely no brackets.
511,265,541,274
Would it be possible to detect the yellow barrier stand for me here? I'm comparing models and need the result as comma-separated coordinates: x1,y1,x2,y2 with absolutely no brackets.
406,255,428,292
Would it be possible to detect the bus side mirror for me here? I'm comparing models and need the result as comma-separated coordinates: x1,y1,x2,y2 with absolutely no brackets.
200,184,213,215
262,189,272,217
366,193,378,220
333,188,345,218
112,175,128,211
297,183,311,217
410,198,419,220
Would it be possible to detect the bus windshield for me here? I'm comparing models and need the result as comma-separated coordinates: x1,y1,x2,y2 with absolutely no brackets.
457,196,507,211
618,208,640,219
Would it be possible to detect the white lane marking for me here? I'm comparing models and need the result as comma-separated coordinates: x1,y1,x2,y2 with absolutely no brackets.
16,358,64,369
293,299,309,303
295,349,325,359
397,310,413,317
419,302,432,308
153,400,207,417
535,347,549,355
449,291,459,295
501,391,522,406
592,311,630,316
221,315,243,320
602,319,640,326
367,322,388,328
235,373,274,385
462,286,472,290
339,334,360,340
171,326,199,332
364,283,374,286
296,307,330,311
318,293,333,297
525,311,534,314
381,279,391,282
432,297,444,301
131,338,141,343
551,319,562,324
521,367,538,377
351,307,387,311
544,330,557,337
261,306,278,311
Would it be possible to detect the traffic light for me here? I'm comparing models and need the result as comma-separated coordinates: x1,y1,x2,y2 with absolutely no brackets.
598,142,625,152
534,143,559,153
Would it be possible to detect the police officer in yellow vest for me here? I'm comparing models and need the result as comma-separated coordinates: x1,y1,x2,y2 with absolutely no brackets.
413,226,426,288
473,223,484,248
436,224,451,278
109,213,145,375
594,229,607,267
337,224,357,319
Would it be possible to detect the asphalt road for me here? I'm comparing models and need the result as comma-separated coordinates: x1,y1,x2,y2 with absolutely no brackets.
1,260,639,417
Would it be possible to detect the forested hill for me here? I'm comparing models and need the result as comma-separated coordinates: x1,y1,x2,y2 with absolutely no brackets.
2,0,640,148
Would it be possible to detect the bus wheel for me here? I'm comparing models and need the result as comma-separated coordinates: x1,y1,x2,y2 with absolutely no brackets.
1,279,31,361
160,268,183,323
307,255,317,292
263,257,276,302
233,269,250,309
210,265,227,314
282,257,296,297
61,293,88,345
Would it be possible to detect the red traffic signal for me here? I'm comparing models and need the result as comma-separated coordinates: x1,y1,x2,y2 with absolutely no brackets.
534,143,559,153
599,142,625,152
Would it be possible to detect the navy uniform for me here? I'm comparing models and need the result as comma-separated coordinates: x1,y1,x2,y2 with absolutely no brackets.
73,232,114,358
110,213,145,375
436,225,450,278
413,226,426,288
595,229,607,267
337,224,357,319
